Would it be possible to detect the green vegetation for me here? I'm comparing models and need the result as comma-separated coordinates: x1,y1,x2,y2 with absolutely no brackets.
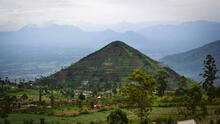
0,106,219,124
121,69,157,123
161,40,220,85
45,41,180,89
156,70,169,96
201,54,219,100
107,109,128,124
0,41,220,124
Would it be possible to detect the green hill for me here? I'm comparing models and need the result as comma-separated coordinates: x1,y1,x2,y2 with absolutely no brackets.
50,41,180,88
161,40,220,85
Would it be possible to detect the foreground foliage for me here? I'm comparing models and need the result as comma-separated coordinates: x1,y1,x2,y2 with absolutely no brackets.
121,69,157,123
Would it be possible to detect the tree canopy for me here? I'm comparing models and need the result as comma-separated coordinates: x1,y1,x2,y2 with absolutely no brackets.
121,69,157,123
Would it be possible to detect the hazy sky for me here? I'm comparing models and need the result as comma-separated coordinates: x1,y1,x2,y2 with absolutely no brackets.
0,0,219,31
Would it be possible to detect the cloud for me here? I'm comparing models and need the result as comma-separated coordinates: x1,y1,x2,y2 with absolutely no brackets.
0,0,219,31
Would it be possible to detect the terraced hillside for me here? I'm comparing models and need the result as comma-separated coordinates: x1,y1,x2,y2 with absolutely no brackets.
50,41,180,88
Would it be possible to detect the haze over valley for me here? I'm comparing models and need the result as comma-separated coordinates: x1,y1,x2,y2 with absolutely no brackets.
1,0,220,123
1,21,220,80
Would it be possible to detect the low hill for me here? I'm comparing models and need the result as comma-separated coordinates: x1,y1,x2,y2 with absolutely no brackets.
49,41,180,88
160,40,220,85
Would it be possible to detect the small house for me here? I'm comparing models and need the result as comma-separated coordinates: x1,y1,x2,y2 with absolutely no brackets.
176,119,196,124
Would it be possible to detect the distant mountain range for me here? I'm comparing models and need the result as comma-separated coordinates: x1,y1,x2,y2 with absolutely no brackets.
137,21,220,53
160,40,220,85
0,20,220,80
49,41,180,88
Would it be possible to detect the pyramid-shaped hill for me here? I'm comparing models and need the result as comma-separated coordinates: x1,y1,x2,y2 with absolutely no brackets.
51,41,180,88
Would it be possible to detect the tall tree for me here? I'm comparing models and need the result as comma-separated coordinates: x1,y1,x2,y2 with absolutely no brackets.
121,69,157,124
156,70,169,96
200,55,219,100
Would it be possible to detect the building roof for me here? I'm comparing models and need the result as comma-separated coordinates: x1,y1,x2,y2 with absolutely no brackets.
177,119,196,124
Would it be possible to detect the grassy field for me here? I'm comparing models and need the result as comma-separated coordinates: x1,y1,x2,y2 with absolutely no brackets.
1,106,219,124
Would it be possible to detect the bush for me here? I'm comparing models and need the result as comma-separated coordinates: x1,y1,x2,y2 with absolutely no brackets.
40,118,45,124
21,94,28,101
79,111,89,115
160,96,173,103
97,108,107,112
175,88,186,96
4,119,10,124
90,121,95,124
107,109,128,124
151,117,174,124
217,119,220,124
23,119,33,124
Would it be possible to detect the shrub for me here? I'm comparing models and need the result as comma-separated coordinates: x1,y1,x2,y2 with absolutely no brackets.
217,119,220,124
107,109,128,124
79,111,89,115
40,118,45,124
4,119,10,124
23,119,33,124
21,94,28,101
97,108,107,112
90,121,95,124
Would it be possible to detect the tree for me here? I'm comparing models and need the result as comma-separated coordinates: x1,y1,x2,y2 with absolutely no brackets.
216,86,220,98
200,55,219,100
107,109,128,124
175,76,187,96
43,77,57,107
201,54,218,90
62,88,75,99
78,92,85,109
40,118,45,124
39,87,43,103
175,88,186,96
79,92,85,100
0,78,5,93
50,90,54,107
0,95,15,118
179,76,187,89
89,98,96,109
185,84,207,118
21,94,28,101
121,69,157,124
156,70,169,96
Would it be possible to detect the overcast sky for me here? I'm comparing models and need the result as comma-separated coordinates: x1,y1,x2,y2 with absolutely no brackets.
0,0,219,31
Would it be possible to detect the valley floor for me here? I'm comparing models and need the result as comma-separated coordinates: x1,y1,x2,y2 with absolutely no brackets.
1,106,219,124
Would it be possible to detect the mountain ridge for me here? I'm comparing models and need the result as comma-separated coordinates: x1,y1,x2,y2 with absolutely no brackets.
49,41,180,88
160,40,220,85
1,21,220,80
